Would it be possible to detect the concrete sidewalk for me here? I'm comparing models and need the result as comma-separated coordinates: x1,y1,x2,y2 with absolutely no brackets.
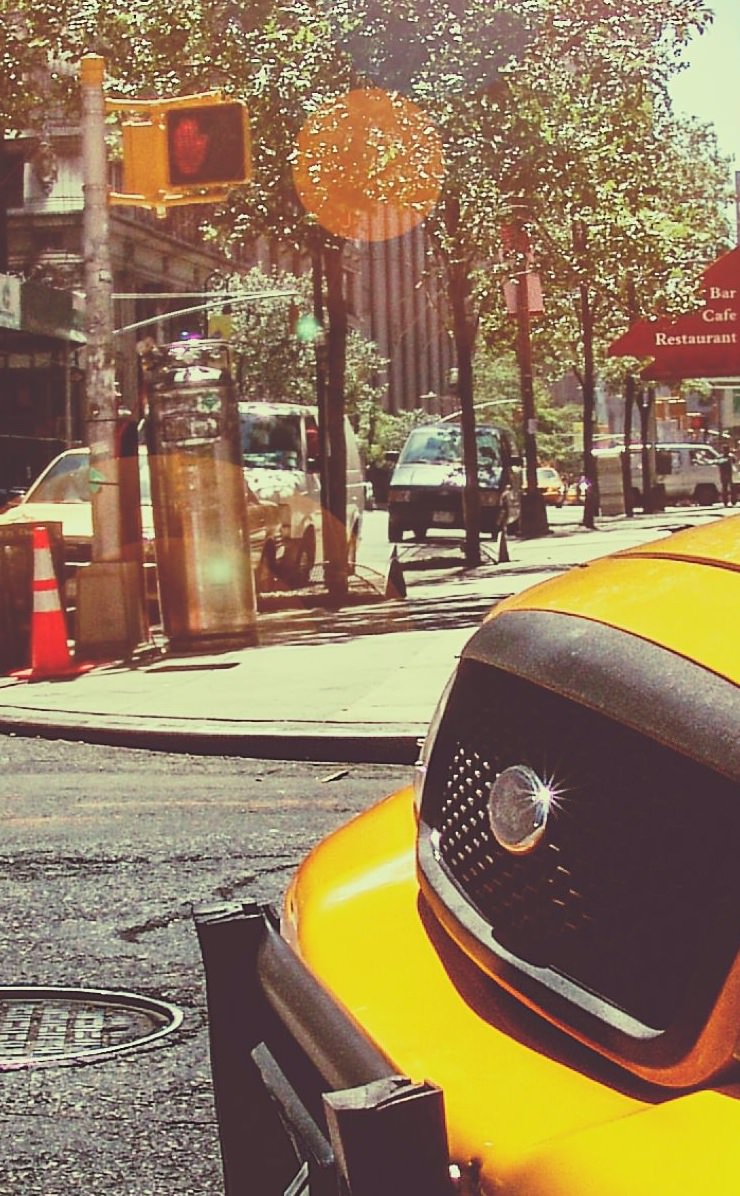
0,509,723,760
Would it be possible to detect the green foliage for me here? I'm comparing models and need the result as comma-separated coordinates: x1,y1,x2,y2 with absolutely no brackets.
230,262,387,433
473,351,581,472
4,0,731,472
353,404,428,468
230,266,315,402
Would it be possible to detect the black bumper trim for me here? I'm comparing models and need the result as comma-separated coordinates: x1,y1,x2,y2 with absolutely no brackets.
194,901,454,1195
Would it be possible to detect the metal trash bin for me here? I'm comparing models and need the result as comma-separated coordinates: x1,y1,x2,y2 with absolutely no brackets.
146,340,257,652
0,523,65,672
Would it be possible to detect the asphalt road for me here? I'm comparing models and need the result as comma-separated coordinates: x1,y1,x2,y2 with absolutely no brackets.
0,735,409,1195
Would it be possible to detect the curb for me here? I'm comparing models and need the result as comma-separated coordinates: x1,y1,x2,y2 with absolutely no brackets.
0,707,424,764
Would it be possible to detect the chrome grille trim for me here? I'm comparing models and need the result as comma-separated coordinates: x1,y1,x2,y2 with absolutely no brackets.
417,612,740,1077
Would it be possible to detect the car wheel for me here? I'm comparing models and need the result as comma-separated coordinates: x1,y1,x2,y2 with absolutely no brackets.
388,511,404,543
412,523,428,541
255,540,278,594
694,483,718,505
291,528,316,587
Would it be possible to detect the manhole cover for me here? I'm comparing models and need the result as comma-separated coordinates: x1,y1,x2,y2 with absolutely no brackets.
0,986,183,1071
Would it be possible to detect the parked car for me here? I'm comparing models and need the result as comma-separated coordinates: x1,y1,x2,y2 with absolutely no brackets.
0,447,283,615
627,442,740,506
0,483,26,511
530,465,566,506
386,421,521,541
239,400,366,584
196,514,740,1195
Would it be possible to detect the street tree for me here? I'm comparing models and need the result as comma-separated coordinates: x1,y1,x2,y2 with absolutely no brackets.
4,0,730,546
229,264,386,426
321,0,722,551
2,1,363,600
501,1,728,524
473,350,581,475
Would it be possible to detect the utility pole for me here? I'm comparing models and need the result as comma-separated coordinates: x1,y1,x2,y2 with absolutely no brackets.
76,55,146,659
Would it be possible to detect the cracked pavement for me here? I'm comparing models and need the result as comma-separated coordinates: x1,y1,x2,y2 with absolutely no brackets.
0,735,410,1194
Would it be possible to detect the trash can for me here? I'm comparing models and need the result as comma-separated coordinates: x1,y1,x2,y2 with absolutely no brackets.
0,522,65,672
146,340,257,652
594,450,625,516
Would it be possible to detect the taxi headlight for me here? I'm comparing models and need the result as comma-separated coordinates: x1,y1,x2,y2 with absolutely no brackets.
413,668,457,814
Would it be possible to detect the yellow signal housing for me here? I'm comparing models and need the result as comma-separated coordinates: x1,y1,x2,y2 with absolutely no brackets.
120,121,169,199
109,92,251,216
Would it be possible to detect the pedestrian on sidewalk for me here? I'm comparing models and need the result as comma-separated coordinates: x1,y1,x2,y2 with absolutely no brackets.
718,443,735,506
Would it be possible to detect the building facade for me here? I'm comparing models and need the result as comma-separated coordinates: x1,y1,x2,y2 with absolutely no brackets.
1,123,453,497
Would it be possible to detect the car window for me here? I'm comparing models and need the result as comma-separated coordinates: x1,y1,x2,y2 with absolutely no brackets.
240,411,302,469
28,453,152,504
477,429,502,469
399,428,462,464
29,455,91,503
399,426,501,467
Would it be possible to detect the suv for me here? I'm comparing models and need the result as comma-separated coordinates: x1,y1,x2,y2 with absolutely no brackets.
387,422,521,542
239,401,365,584
196,515,740,1195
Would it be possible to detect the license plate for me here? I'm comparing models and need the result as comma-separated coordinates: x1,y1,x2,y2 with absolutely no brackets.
433,510,455,524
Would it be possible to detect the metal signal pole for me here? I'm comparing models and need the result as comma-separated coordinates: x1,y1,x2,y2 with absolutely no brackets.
77,55,146,659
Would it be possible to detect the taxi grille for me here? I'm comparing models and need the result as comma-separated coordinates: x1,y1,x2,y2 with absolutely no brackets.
423,660,740,1033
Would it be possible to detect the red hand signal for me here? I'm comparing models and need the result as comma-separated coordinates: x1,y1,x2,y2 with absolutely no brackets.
172,117,209,178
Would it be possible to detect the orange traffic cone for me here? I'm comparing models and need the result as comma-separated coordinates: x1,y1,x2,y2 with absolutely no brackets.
11,526,94,682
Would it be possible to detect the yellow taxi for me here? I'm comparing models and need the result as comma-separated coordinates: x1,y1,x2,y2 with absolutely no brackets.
196,514,740,1195
534,465,566,506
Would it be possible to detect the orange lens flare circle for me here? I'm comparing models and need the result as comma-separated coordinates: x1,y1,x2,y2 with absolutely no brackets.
293,88,445,242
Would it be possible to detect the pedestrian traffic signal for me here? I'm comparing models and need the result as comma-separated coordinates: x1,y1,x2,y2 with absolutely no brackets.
111,93,251,214
165,103,251,188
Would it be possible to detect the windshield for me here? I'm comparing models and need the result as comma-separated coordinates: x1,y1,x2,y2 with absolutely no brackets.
29,453,152,504
399,426,502,469
240,411,303,469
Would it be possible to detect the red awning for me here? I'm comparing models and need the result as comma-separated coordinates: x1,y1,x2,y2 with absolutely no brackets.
608,246,740,380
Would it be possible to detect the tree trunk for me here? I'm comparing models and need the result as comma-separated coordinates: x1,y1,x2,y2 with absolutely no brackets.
622,373,635,516
638,386,656,513
573,222,597,529
322,237,349,601
0,133,8,272
448,257,480,568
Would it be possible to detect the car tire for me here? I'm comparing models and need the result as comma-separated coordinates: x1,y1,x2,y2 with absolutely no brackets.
388,511,404,543
412,523,428,541
291,528,316,587
255,540,278,594
694,483,718,505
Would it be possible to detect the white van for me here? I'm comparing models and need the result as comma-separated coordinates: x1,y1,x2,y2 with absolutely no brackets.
629,443,739,506
238,401,365,585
